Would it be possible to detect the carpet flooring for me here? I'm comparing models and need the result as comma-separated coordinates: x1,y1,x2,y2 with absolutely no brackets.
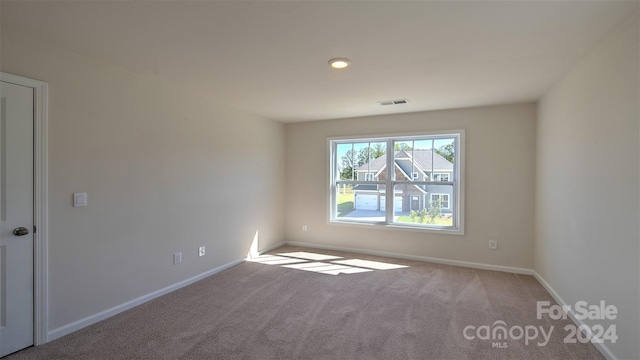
6,246,604,359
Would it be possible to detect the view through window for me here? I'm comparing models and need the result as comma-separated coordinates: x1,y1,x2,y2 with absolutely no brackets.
330,132,464,233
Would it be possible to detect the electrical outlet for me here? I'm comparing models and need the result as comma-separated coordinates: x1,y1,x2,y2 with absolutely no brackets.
302,224,308,232
489,240,498,250
198,246,205,257
173,252,182,264
73,192,88,207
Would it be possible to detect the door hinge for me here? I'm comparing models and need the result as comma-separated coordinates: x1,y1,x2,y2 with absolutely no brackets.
33,225,37,234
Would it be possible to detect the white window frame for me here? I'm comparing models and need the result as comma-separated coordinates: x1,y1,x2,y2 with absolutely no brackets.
364,173,376,181
434,172,450,182
329,131,464,235
412,172,419,180
431,193,450,209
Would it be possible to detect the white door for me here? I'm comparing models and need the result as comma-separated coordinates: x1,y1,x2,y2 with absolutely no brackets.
0,81,34,357
394,196,403,213
355,194,377,210
380,196,403,212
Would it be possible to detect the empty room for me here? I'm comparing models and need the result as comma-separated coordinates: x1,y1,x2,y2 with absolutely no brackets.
0,1,638,359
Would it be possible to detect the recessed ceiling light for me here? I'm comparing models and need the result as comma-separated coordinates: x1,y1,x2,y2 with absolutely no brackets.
328,58,350,69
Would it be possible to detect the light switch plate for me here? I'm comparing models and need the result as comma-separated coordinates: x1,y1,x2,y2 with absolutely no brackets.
73,192,88,207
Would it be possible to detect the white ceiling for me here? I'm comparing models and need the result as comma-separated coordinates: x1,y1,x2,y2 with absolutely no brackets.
1,1,636,123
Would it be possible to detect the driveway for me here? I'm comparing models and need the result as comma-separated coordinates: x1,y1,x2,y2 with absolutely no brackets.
340,210,403,221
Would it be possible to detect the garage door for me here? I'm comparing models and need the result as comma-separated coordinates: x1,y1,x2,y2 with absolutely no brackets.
380,196,403,212
355,194,377,210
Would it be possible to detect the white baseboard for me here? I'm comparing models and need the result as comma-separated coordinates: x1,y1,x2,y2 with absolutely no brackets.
258,241,287,255
532,271,618,360
47,257,246,342
283,241,534,275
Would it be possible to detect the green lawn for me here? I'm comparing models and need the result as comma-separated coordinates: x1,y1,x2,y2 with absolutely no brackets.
337,190,452,226
337,193,354,217
396,215,453,226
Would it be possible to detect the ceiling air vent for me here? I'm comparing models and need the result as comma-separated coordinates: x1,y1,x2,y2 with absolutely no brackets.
379,99,408,106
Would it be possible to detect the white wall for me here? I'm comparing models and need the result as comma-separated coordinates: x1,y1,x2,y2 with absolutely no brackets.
1,30,285,332
285,103,536,269
535,14,639,360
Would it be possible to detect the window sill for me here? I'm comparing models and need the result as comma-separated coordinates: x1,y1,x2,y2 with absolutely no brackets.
328,219,465,236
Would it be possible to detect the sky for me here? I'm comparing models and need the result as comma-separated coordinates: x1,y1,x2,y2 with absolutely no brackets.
335,138,455,167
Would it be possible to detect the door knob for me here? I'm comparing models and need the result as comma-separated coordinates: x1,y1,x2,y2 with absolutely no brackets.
12,227,30,236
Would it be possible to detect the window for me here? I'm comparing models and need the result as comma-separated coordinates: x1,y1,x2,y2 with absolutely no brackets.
433,173,450,182
431,193,450,209
330,131,464,234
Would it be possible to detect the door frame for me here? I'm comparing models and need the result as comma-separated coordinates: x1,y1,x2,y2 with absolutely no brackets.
1,72,49,346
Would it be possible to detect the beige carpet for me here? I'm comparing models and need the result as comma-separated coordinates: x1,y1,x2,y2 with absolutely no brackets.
7,246,604,359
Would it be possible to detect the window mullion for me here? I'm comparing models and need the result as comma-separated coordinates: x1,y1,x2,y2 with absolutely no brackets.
431,139,434,180
331,142,336,219
351,143,355,181
367,142,370,177
386,139,394,224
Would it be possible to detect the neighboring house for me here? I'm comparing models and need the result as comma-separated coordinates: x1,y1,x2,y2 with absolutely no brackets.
353,150,453,213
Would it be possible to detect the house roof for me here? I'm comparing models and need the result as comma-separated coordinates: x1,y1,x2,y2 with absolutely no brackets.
356,150,453,173
352,184,379,192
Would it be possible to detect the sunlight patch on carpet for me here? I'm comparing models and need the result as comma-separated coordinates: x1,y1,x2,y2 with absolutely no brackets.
332,259,408,270
277,251,343,261
283,262,372,275
250,250,408,276
247,255,307,265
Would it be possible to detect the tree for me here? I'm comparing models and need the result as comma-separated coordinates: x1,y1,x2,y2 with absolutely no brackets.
356,148,372,167
435,143,455,163
427,197,442,223
357,145,386,166
395,143,412,151
341,145,386,180
418,208,427,223
370,143,386,159
340,149,356,180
